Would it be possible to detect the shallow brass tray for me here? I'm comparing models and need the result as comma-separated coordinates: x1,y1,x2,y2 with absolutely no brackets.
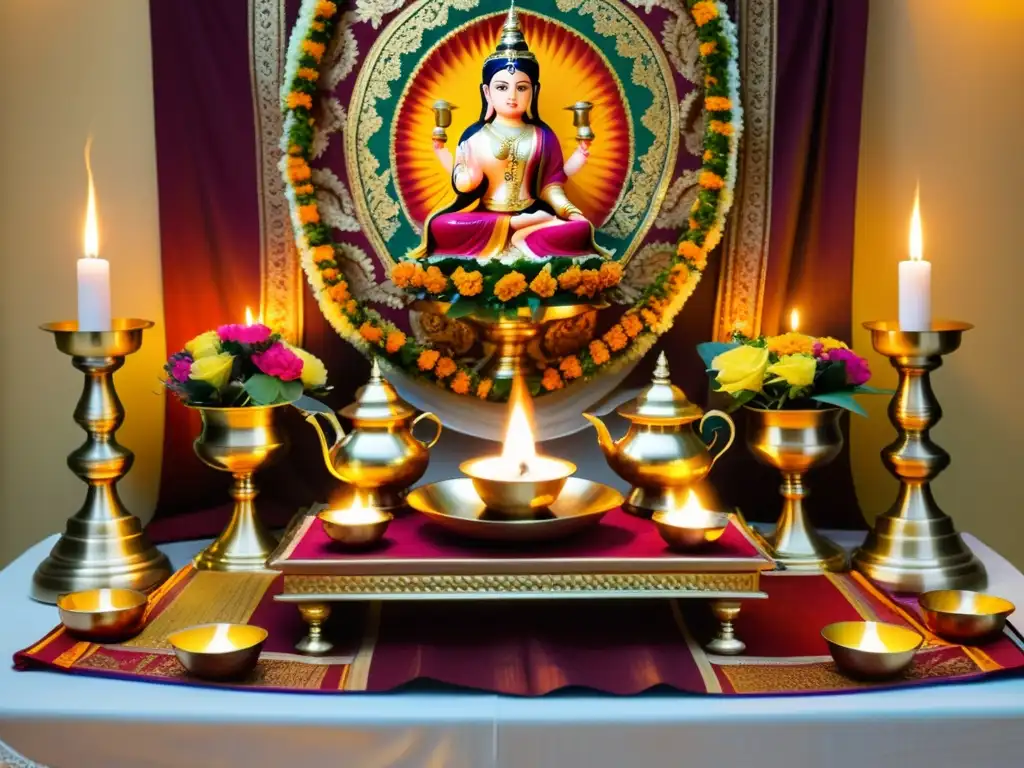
406,477,623,543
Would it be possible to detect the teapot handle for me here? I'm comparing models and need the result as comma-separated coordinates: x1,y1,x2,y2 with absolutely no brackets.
412,411,443,449
699,409,736,468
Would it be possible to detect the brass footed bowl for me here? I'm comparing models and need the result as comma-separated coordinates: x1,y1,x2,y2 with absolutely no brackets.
318,508,393,548
919,590,1015,643
460,457,576,519
651,510,730,551
57,588,148,642
822,621,923,679
168,623,268,681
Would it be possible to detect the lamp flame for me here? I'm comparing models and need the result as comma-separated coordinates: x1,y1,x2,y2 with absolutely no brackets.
501,377,537,475
789,308,800,333
83,138,99,258
909,184,924,262
664,488,710,525
245,306,263,325
860,622,888,653
335,492,381,524
206,624,235,653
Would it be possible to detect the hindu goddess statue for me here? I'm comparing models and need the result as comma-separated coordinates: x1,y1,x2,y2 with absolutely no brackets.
408,4,611,262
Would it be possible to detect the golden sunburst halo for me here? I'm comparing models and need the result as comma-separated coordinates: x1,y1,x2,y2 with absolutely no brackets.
394,11,631,228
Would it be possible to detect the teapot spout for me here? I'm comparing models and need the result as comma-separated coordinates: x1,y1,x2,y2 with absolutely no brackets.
292,395,346,481
582,412,617,459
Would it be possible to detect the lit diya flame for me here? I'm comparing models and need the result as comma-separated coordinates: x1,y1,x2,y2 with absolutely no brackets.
859,622,889,653
334,492,385,525
789,307,800,333
245,306,264,326
662,488,716,527
206,623,236,653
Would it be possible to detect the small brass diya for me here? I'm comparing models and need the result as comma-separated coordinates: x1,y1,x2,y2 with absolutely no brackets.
919,590,1015,643
821,621,923,679
651,490,730,551
318,505,393,549
56,588,147,642
168,623,267,681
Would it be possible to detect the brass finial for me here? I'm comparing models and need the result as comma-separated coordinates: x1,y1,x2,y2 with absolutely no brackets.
653,351,671,384
487,0,536,63
369,355,382,383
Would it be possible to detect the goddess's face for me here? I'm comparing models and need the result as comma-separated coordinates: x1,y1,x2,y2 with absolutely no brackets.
483,70,533,120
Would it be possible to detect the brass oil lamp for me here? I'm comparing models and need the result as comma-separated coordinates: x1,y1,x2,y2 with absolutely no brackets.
583,352,735,516
299,358,442,511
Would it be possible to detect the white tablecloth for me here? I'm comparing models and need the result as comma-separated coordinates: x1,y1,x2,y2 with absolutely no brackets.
2,533,1024,768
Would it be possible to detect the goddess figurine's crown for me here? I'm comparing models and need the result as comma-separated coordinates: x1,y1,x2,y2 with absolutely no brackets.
485,1,537,66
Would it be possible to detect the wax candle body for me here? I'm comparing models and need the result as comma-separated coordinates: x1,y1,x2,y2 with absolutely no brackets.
898,259,931,332
77,256,112,331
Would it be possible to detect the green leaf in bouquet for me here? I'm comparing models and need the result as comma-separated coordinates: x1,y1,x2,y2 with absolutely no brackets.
696,341,740,369
811,390,867,417
815,360,848,393
526,295,542,318
244,373,283,406
279,379,304,404
853,384,893,395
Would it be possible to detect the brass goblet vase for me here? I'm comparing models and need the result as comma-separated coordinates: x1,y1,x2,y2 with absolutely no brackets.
190,404,288,571
746,407,848,571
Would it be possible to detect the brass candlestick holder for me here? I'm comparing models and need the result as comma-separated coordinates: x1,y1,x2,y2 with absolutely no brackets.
853,321,986,592
565,101,594,142
32,319,171,604
431,100,456,143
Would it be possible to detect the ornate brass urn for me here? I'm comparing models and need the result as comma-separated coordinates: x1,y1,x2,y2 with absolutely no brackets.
297,358,442,511
584,352,735,516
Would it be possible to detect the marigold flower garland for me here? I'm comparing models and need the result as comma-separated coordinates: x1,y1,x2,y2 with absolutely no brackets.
280,0,742,401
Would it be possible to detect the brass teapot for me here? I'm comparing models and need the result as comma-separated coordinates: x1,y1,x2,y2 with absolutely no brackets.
296,357,442,511
583,352,735,516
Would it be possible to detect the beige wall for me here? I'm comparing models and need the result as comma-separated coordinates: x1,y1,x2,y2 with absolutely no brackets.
0,1,165,567
852,0,1024,566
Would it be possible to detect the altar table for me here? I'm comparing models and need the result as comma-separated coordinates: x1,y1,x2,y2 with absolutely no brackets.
2,532,1024,768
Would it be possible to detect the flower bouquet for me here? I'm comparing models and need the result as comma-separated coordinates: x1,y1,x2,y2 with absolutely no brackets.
164,323,328,406
696,332,884,415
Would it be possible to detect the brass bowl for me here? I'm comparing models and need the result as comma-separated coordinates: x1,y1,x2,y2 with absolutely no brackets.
919,590,1015,643
168,623,268,681
822,621,923,679
318,508,393,548
57,588,147,642
459,456,577,518
407,476,623,542
651,510,730,551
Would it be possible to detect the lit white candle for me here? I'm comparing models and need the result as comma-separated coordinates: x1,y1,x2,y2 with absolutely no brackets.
77,141,112,331
898,187,931,331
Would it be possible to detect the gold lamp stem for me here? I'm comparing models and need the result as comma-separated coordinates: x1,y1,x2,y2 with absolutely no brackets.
771,471,846,569
33,320,171,604
853,321,986,592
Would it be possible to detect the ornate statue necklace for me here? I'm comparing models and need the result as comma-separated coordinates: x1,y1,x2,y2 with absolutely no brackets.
484,123,533,210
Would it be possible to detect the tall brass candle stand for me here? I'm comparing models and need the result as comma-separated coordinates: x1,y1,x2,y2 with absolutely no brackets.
32,319,171,603
852,321,986,592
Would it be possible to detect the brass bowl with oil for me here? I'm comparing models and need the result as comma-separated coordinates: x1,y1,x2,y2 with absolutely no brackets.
919,590,1015,643
318,508,393,549
57,588,148,642
821,621,923,679
650,510,730,551
168,623,268,681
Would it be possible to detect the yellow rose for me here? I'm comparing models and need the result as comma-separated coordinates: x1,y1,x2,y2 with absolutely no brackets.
766,354,816,389
184,330,221,359
288,345,328,389
188,352,234,391
711,345,769,394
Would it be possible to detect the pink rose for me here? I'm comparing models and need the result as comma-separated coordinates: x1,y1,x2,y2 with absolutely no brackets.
217,323,272,345
252,342,303,381
171,356,193,383
829,348,871,386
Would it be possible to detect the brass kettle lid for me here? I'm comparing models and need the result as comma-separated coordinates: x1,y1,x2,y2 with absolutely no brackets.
340,357,416,422
616,352,703,423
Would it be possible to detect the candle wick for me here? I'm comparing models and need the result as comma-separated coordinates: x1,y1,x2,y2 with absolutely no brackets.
518,461,529,477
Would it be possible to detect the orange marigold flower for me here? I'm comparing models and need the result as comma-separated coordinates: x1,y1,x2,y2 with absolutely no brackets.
529,266,558,298
321,267,339,281
621,314,643,339
391,261,423,289
288,144,303,155
385,331,407,354
700,41,718,56
541,368,564,391
494,272,527,301
557,265,582,290
710,120,734,136
435,356,457,379
288,164,312,183
450,370,472,395
677,240,704,264
422,265,448,294
476,378,493,400
329,282,350,303
589,340,611,365
297,67,320,82
641,308,660,328
688,217,700,231
705,96,733,112
603,325,628,351
598,261,623,289
359,322,383,344
287,92,313,110
452,266,483,297
703,150,714,162
302,40,326,62
315,0,338,18
417,349,440,371
293,184,314,196
691,1,720,26
559,355,583,380
574,269,602,298
311,244,334,262
343,299,357,314
298,204,320,224
767,332,816,357
705,75,718,88
699,171,725,190
311,20,325,32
